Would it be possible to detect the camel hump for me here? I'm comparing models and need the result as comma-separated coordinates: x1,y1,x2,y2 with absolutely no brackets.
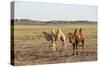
79,28,85,39
51,29,55,33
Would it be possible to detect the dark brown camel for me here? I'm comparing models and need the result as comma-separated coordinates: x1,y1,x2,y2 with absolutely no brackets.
68,28,85,55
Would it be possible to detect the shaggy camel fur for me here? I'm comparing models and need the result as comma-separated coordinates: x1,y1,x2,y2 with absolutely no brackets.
68,28,85,55
43,29,66,51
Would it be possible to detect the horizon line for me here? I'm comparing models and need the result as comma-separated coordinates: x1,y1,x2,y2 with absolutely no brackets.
11,18,97,22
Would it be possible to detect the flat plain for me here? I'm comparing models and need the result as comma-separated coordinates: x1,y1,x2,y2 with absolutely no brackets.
11,23,97,65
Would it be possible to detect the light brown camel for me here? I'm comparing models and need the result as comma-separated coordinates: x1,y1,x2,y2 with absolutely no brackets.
68,28,85,55
43,29,66,51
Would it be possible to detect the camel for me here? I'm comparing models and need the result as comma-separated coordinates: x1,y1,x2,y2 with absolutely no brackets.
43,29,66,51
68,28,85,55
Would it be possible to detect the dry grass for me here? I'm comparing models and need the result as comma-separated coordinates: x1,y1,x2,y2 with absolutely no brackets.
12,23,97,66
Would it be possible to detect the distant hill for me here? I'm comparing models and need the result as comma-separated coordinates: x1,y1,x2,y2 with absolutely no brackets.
11,19,97,25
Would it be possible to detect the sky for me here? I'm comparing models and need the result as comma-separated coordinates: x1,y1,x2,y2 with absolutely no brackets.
12,1,97,21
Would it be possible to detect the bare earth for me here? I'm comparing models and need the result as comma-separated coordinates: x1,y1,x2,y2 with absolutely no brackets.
12,23,97,66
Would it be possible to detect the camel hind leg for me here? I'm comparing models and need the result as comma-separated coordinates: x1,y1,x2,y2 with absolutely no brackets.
82,39,85,49
52,42,56,51
72,43,76,55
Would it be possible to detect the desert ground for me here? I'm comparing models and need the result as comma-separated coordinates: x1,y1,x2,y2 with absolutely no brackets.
11,23,97,65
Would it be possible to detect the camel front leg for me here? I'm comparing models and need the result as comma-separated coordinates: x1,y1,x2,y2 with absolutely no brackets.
82,39,85,49
65,41,67,51
63,41,66,51
75,41,79,55
52,41,56,51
